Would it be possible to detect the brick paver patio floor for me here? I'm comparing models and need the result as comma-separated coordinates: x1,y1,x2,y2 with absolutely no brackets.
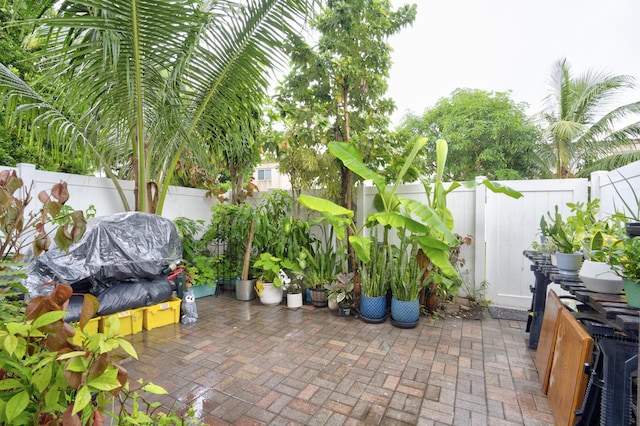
120,292,555,425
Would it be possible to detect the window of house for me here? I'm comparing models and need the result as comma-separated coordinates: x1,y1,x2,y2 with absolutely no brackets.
257,169,272,181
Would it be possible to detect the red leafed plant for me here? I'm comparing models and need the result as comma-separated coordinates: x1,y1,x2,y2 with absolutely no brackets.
0,282,134,425
0,172,201,425
0,170,87,261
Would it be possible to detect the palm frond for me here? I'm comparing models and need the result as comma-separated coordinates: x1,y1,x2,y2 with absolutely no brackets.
578,150,640,177
2,0,316,213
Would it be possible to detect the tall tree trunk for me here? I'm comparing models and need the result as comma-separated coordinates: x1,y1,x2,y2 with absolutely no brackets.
337,79,359,289
229,163,244,204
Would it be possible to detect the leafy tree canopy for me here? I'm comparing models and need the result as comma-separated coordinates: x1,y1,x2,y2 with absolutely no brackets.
274,0,417,203
397,88,543,180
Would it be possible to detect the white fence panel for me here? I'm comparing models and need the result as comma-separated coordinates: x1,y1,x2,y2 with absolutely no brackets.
483,179,589,310
591,161,640,220
7,163,217,224
356,181,477,298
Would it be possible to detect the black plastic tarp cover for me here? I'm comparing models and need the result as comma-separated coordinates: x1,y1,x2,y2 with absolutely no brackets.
63,276,173,322
26,212,182,296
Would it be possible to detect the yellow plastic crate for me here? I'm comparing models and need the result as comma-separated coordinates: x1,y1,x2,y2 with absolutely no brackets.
99,308,144,336
143,296,181,331
71,316,100,346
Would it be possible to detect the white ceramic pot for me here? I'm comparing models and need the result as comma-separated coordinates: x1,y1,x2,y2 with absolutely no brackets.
579,260,624,294
327,299,338,310
257,281,283,306
286,292,303,309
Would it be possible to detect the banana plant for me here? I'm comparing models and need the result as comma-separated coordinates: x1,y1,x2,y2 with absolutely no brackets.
298,137,523,281
298,137,457,276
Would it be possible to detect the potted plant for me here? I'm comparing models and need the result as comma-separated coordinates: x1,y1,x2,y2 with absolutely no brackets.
173,216,206,262
185,254,221,298
252,190,314,267
607,236,640,307
576,230,623,294
389,234,428,328
204,202,254,286
578,208,627,294
302,228,340,307
607,171,640,237
540,201,598,275
323,282,340,310
325,272,354,315
283,269,305,309
237,218,257,301
359,238,391,322
253,252,294,306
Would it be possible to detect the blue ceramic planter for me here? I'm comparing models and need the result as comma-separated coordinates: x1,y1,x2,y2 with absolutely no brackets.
360,294,387,320
391,297,419,323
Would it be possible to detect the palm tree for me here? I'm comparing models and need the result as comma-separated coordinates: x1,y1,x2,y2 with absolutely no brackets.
537,58,640,178
0,0,314,213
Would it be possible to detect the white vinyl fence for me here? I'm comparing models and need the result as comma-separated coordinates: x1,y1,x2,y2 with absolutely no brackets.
5,160,640,311
356,177,590,311
2,163,217,224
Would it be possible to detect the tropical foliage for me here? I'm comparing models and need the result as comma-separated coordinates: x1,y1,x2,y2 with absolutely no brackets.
0,1,91,173
0,0,315,213
390,234,427,301
274,0,416,205
538,58,640,178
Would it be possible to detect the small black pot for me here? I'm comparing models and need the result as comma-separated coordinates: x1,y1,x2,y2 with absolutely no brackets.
338,302,351,317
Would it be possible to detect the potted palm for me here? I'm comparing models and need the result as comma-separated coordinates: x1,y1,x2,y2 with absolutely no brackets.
389,234,427,328
253,253,294,306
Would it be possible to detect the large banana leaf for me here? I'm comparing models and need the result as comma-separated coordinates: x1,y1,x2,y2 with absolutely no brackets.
297,194,371,263
328,137,427,215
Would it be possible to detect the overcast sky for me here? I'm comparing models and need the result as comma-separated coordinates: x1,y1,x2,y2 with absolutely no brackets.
387,0,640,126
